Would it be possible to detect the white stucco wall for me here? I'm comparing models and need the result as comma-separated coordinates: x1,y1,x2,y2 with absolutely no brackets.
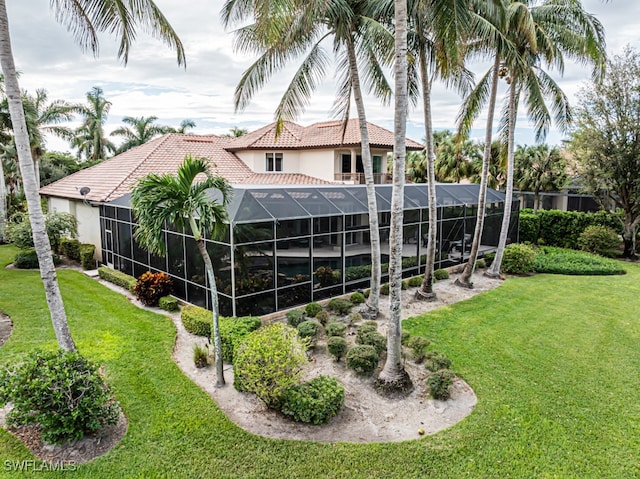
47,197,102,262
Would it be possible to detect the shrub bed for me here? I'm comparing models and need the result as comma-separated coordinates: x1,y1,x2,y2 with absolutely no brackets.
181,305,211,337
533,246,625,276
158,296,179,312
13,249,61,269
134,271,173,307
220,316,262,362
346,345,379,376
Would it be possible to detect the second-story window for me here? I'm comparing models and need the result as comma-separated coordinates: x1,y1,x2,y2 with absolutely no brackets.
266,152,283,172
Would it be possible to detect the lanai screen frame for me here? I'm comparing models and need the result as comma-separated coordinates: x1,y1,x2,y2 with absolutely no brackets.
99,184,518,317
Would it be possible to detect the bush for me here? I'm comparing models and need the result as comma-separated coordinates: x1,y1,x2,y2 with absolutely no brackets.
346,345,379,376
233,323,307,408
13,249,61,269
434,269,449,280
408,275,424,287
326,321,346,337
356,321,378,342
297,320,323,347
315,310,331,326
427,369,455,400
181,305,211,337
193,344,209,368
280,376,344,425
98,266,137,293
380,283,390,295
502,243,536,274
327,298,353,315
134,271,173,307
348,311,362,325
219,316,262,363
424,351,452,372
578,225,620,257
483,252,495,267
60,237,81,260
401,329,411,345
6,211,77,251
326,336,348,362
407,336,431,363
533,246,625,276
356,330,386,355
518,211,540,244
80,244,96,270
401,280,408,290
158,295,179,312
350,292,365,304
285,309,305,328
314,266,340,287
475,259,486,269
305,302,323,318
0,349,119,444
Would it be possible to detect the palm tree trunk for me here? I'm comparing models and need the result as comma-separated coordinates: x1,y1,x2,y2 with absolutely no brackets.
196,238,225,387
346,37,381,318
456,55,501,288
533,189,540,214
0,0,75,351
416,45,437,301
486,80,517,277
0,156,6,242
377,0,412,394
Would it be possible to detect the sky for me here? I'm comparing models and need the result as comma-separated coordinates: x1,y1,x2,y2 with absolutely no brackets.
5,0,640,154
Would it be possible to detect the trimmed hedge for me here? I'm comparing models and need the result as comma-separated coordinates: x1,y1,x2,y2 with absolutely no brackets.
533,246,625,276
80,243,96,270
181,305,211,337
59,237,81,260
98,266,137,293
280,376,344,425
13,249,61,269
159,296,179,312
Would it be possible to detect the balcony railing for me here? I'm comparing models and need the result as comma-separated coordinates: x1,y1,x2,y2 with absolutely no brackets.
334,173,392,184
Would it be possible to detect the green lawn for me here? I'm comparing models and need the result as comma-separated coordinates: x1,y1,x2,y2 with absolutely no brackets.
0,244,638,478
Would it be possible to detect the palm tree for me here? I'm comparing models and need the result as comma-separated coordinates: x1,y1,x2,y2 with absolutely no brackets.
377,0,412,394
468,140,506,190
0,0,184,351
434,132,481,183
111,115,170,154
221,126,248,138
164,119,197,134
485,0,605,278
131,156,231,387
223,0,393,318
72,86,116,162
513,144,567,213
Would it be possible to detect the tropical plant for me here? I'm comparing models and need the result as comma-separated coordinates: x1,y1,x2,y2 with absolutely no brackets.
111,115,171,154
569,47,640,258
222,0,393,318
513,144,568,213
221,126,248,138
131,155,231,386
71,86,116,163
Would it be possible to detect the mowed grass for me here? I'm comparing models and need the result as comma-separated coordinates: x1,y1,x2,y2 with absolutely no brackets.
0,244,638,478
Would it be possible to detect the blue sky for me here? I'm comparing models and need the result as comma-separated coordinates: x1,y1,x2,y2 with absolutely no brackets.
6,0,640,153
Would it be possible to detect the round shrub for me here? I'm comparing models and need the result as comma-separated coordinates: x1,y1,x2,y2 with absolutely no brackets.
181,305,211,336
380,283,390,295
305,302,323,318
286,309,306,328
434,269,449,280
401,328,411,345
578,225,620,257
407,275,424,287
219,316,262,363
424,351,452,372
233,323,307,408
348,311,362,325
280,376,344,425
158,295,179,312
297,320,323,347
475,258,486,269
350,292,365,304
484,252,495,267
407,336,431,363
356,330,386,355
315,310,331,326
326,321,347,337
346,345,379,376
0,349,119,444
327,298,353,315
134,271,173,307
502,243,536,274
427,369,455,400
327,336,348,361
355,322,378,344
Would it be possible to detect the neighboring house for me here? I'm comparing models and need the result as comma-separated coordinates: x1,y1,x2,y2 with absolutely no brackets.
39,120,423,260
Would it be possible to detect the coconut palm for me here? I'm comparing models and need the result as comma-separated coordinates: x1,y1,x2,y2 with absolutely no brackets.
111,115,170,154
131,156,231,387
485,0,605,278
72,86,116,163
0,0,184,351
434,132,481,183
377,0,412,393
223,0,393,317
468,140,506,190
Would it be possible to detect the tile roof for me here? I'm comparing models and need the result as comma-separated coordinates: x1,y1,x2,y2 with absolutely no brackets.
40,134,332,203
225,119,424,151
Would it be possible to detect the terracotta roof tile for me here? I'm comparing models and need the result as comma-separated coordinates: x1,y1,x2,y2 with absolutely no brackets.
243,173,333,185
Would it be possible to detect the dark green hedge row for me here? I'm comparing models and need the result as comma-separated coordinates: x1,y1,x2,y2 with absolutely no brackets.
519,209,621,249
